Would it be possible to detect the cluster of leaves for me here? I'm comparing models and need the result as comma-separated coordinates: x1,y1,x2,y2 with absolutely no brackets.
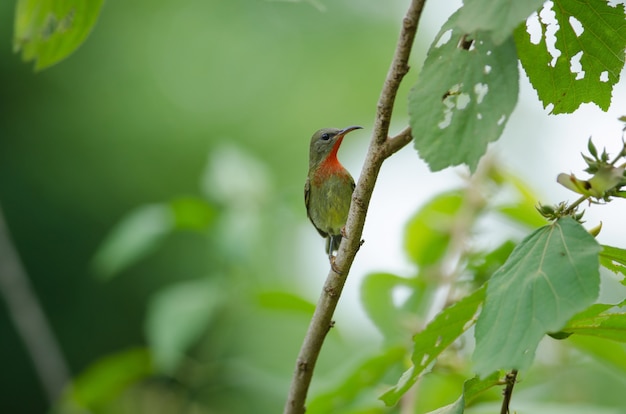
536,132,626,223
556,138,626,202
51,151,626,414
12,0,626,412
352,0,626,409
410,0,626,172
305,159,626,413
49,147,280,413
54,196,224,412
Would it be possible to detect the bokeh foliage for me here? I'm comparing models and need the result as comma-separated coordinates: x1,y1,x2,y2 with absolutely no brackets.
0,1,404,412
2,0,626,413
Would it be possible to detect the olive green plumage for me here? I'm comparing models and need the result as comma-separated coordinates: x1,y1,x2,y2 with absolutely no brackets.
305,126,361,260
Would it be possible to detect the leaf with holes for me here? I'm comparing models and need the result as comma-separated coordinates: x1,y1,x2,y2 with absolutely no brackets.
14,0,104,70
599,245,626,279
380,286,485,406
457,0,545,45
473,217,601,376
514,0,626,114
410,11,519,172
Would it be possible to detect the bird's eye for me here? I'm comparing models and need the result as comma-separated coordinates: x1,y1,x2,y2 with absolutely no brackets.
320,133,330,141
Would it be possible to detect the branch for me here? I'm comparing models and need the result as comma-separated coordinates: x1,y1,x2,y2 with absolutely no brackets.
500,369,518,414
384,126,413,158
0,204,71,403
283,1,425,413
564,194,588,215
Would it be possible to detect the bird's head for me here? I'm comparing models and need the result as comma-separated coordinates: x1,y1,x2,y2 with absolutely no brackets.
309,126,362,169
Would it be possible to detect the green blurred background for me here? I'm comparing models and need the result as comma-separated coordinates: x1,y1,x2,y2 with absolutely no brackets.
0,1,423,412
3,0,626,413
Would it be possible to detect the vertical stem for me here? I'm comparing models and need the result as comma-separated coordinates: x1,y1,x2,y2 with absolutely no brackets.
500,369,518,414
0,204,71,403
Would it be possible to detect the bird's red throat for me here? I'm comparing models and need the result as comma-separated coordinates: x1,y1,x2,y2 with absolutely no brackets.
318,136,345,176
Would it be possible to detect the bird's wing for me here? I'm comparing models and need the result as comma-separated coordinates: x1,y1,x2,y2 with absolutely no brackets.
304,177,328,238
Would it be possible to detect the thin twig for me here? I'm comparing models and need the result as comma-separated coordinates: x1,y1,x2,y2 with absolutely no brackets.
564,194,588,214
500,369,518,414
0,204,71,403
398,160,492,413
384,126,413,158
283,1,425,413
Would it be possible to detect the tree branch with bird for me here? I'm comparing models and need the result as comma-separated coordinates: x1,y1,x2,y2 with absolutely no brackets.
284,1,427,412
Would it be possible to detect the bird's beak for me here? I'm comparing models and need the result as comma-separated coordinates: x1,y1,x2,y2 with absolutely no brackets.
338,125,363,137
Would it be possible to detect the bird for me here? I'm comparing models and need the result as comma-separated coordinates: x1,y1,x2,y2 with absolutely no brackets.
305,126,362,269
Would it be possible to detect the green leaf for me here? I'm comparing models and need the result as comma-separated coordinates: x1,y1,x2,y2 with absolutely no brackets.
468,240,516,287
568,303,615,320
424,372,502,414
145,278,223,373
568,335,626,373
170,197,216,231
361,273,422,344
360,273,407,341
599,245,626,278
69,347,152,409
404,191,464,266
14,0,104,70
561,303,626,343
410,11,519,172
380,286,486,406
457,0,544,45
549,303,614,339
92,198,216,279
473,217,601,376
497,203,547,229
257,291,315,315
492,170,547,229
587,137,599,158
92,204,173,280
307,347,405,414
514,0,626,114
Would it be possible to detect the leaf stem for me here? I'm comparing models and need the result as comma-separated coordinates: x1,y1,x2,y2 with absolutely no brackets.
565,194,588,214
609,138,626,166
283,1,426,412
500,369,518,414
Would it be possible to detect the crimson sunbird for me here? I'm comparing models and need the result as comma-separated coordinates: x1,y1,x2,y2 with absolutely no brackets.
305,126,362,266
